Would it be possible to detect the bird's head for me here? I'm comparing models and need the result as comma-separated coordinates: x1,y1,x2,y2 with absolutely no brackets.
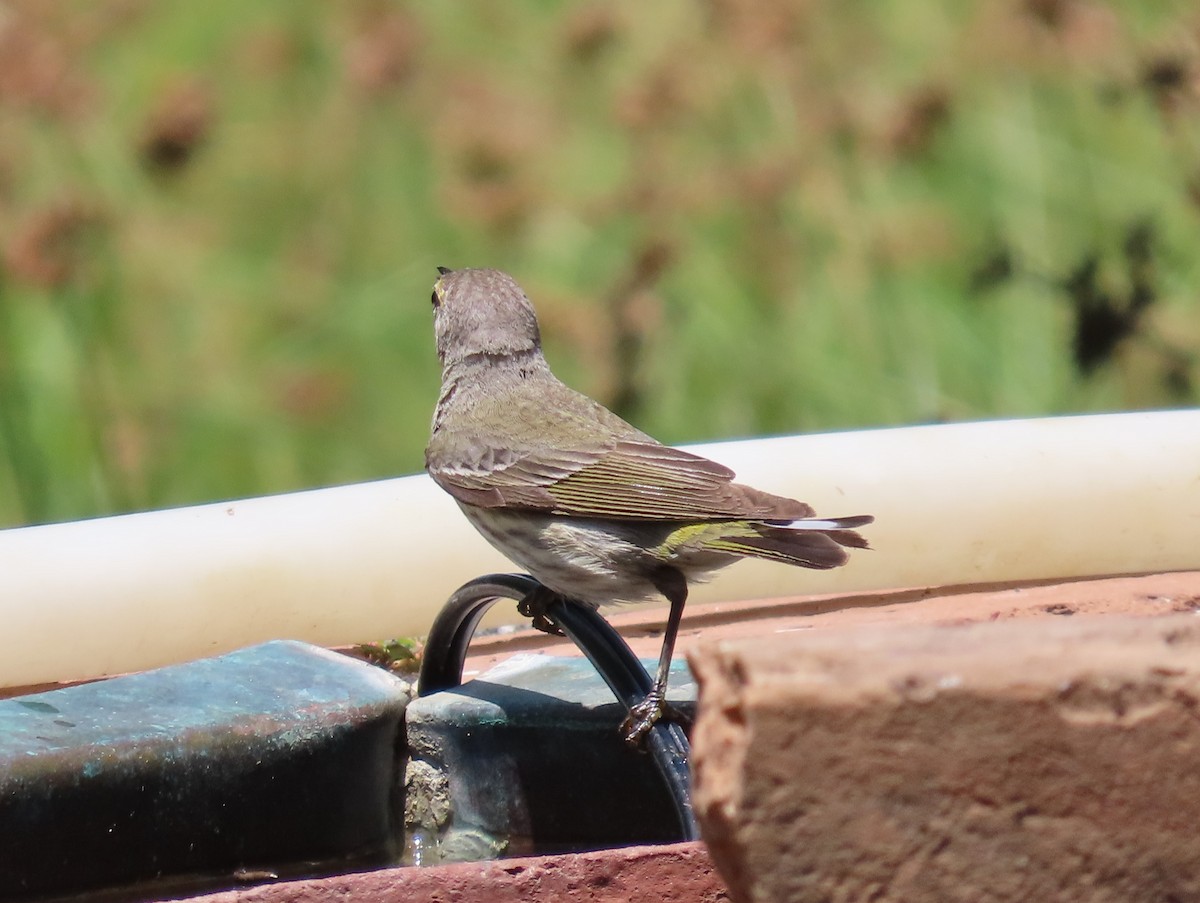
430,267,543,368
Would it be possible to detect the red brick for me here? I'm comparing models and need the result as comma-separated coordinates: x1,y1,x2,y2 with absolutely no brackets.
183,841,725,903
690,613,1200,903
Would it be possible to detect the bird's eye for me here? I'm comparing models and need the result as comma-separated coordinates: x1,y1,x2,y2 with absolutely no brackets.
431,290,441,309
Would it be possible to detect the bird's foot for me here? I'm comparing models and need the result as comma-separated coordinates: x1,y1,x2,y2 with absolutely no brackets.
621,690,691,747
516,585,566,637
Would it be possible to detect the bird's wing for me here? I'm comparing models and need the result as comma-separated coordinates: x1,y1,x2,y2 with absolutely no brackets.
544,440,803,519
429,432,814,522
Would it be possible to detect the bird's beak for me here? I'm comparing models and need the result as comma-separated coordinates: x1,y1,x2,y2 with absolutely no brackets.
436,266,452,275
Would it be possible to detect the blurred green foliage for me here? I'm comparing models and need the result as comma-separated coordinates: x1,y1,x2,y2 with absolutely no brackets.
0,0,1197,528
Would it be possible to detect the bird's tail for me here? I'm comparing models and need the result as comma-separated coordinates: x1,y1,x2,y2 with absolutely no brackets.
702,514,873,570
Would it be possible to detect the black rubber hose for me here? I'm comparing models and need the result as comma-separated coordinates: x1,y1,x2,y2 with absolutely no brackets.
418,573,540,693
547,596,697,839
417,574,698,841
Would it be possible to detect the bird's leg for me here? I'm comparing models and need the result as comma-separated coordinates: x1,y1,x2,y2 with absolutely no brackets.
621,567,690,746
516,582,566,637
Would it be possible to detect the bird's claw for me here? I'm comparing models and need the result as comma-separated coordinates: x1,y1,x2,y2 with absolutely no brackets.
516,588,566,637
621,691,691,747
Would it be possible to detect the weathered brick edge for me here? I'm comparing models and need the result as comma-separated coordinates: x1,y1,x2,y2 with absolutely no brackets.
181,841,726,903
690,612,1200,903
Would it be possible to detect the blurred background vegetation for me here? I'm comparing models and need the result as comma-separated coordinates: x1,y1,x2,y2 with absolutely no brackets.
0,0,1197,529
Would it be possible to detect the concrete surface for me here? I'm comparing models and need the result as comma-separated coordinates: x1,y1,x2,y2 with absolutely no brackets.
689,604,1200,903
1,641,411,902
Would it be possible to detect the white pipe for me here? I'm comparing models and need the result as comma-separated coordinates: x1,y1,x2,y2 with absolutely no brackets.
1,410,1198,689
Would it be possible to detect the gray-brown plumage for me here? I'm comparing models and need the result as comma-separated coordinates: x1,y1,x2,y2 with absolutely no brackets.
426,266,872,742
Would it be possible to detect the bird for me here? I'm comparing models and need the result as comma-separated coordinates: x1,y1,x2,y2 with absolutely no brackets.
425,266,872,744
